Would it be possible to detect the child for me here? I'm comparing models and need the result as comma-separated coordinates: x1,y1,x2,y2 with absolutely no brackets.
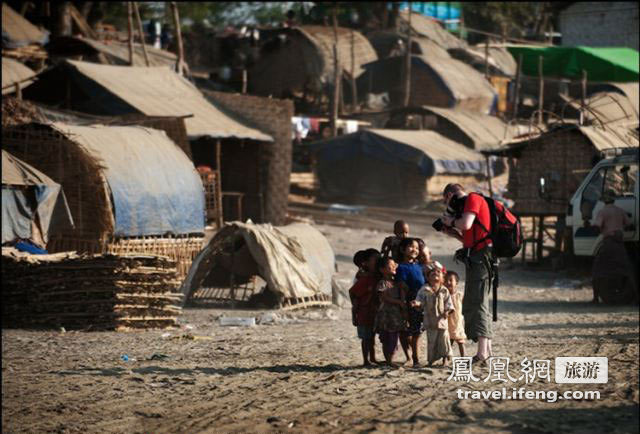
412,266,454,367
350,250,367,326
373,257,407,367
349,249,381,366
381,220,410,262
395,237,425,367
416,239,433,281
445,270,466,357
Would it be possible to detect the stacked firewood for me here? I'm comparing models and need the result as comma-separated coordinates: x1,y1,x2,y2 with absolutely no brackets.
1,248,183,331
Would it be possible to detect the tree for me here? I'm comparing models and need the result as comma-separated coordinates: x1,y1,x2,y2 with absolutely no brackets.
461,2,543,43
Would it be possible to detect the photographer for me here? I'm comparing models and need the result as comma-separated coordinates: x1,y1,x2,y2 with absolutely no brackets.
435,183,494,364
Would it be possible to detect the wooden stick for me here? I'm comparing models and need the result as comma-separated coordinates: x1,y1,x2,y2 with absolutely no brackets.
511,53,522,120
403,3,412,107
170,2,185,76
484,37,489,78
350,29,357,112
127,2,134,66
580,69,587,126
133,2,150,67
331,5,339,137
537,55,544,125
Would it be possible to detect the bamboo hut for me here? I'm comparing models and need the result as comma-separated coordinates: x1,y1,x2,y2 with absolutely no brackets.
247,25,378,104
358,55,497,113
311,129,487,207
484,124,639,216
22,60,275,225
2,122,205,277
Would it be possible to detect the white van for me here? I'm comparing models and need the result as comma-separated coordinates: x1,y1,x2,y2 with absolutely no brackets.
566,148,638,257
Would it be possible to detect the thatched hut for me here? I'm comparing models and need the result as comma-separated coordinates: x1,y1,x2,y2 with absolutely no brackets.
365,31,450,60
247,25,378,103
358,54,497,113
2,57,35,95
396,10,466,50
484,124,639,216
385,105,518,151
22,60,288,225
2,122,205,276
311,129,487,207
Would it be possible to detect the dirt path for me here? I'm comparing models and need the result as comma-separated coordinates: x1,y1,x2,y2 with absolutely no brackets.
3,224,638,433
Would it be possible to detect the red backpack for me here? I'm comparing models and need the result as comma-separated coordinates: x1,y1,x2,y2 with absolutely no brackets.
473,195,523,258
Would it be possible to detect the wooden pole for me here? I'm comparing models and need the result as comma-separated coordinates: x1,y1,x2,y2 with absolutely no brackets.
133,2,150,67
126,2,134,66
538,55,544,125
350,29,358,112
485,155,494,197
484,37,489,78
15,82,22,100
242,69,247,94
331,6,340,137
511,53,522,120
403,3,412,107
170,2,185,76
215,139,223,228
580,69,587,126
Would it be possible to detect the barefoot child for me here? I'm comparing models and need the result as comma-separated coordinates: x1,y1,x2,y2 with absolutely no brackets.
381,220,410,262
350,250,368,326
349,249,381,366
373,257,407,367
445,270,466,357
412,266,454,367
395,238,425,367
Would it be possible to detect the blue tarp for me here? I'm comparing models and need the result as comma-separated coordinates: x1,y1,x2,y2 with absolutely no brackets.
2,187,33,243
50,123,205,237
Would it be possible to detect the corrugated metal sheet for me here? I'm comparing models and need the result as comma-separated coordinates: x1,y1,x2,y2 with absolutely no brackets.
2,2,49,48
417,56,497,113
578,126,639,151
49,122,205,236
397,10,466,50
296,25,378,82
420,106,515,150
2,57,35,95
64,60,273,141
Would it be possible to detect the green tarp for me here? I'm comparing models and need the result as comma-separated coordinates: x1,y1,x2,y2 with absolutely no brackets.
506,46,639,82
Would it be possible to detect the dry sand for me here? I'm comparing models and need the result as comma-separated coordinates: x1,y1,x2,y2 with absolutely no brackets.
2,222,639,433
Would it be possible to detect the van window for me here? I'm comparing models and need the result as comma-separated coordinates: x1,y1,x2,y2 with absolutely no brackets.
603,163,638,198
580,168,605,219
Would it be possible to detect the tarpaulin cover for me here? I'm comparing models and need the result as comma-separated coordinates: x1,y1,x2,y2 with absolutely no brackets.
2,150,74,244
50,122,205,237
182,222,336,300
311,129,486,177
506,46,639,82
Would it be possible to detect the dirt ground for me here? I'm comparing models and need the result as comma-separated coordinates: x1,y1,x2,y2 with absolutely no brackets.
2,213,639,433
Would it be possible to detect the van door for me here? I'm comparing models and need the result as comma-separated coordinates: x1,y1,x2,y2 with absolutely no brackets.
573,162,638,256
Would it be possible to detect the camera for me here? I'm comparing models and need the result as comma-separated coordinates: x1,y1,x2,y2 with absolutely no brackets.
432,218,445,232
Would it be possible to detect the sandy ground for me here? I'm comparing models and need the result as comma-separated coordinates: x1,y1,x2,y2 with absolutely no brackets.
2,217,639,433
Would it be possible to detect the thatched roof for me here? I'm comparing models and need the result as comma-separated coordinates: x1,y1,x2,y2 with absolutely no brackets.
46,36,178,68
248,25,377,98
2,57,35,94
449,45,517,77
2,2,49,48
415,106,516,150
296,25,378,81
366,31,450,59
396,10,466,50
24,60,273,142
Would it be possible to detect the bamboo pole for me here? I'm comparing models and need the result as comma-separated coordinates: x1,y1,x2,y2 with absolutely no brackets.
484,37,489,78
580,69,587,126
170,2,185,76
215,139,223,228
133,2,150,67
350,29,358,112
330,6,340,137
511,53,522,120
403,3,412,107
126,2,134,66
537,55,544,125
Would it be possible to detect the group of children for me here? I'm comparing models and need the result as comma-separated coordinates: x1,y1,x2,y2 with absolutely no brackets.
349,220,466,368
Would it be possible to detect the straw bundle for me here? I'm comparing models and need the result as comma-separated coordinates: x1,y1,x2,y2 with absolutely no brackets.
1,248,182,330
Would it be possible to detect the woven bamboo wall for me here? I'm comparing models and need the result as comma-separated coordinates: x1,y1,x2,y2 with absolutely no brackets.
508,129,597,215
